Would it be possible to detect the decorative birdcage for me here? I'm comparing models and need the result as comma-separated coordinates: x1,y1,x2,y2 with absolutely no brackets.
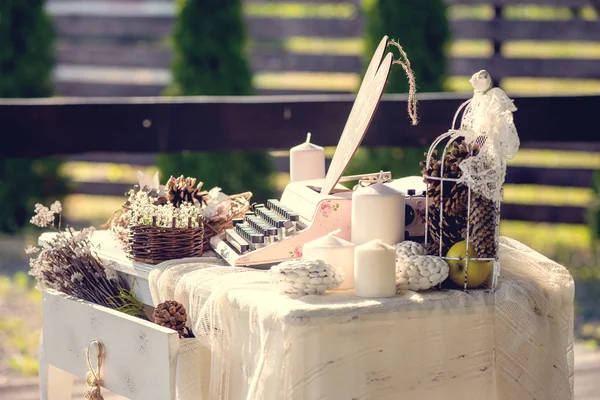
422,70,520,292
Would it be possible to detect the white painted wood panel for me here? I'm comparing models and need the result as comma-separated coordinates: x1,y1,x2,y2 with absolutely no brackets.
42,289,180,399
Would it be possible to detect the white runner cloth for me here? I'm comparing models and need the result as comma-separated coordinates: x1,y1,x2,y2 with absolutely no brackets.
148,237,574,400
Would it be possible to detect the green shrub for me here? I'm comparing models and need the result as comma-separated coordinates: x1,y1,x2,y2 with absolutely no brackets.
0,1,54,97
363,0,450,94
159,0,275,201
348,0,450,178
0,1,66,233
0,158,67,233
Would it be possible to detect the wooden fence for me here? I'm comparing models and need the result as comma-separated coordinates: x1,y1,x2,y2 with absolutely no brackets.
2,94,599,225
46,0,600,97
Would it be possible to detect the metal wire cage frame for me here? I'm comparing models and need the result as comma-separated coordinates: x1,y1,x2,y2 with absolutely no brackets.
423,98,502,292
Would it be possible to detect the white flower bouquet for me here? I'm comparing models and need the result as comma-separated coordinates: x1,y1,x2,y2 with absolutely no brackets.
27,202,143,316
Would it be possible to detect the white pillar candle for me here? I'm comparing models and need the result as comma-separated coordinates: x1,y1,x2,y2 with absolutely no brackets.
351,172,405,246
354,239,396,298
289,132,325,182
302,230,355,290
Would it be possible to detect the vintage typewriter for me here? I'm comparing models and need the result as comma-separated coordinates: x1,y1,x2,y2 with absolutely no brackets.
210,36,424,268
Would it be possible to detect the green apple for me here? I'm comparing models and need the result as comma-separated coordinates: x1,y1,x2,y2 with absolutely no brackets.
446,240,492,289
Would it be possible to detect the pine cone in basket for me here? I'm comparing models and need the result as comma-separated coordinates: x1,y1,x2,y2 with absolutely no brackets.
468,194,499,259
420,139,479,255
166,176,208,208
153,300,187,337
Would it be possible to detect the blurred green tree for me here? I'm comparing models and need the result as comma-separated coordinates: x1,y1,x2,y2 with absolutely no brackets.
158,0,275,201
0,0,67,233
346,0,450,178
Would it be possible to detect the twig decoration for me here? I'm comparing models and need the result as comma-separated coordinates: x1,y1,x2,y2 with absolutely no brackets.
388,40,419,126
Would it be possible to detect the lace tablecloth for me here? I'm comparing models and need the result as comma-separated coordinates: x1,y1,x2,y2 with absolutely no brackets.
139,237,574,400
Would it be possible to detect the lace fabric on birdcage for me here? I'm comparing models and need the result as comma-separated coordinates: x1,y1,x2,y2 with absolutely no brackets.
147,236,573,400
455,88,520,202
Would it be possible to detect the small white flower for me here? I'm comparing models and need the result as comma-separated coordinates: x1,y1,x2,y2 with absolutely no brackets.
30,203,56,228
25,245,40,255
50,201,62,214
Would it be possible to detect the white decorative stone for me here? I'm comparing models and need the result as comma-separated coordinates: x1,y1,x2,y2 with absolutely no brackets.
270,259,344,295
394,241,426,262
396,255,449,291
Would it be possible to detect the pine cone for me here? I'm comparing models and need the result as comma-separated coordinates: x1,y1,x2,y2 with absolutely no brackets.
468,194,499,258
153,300,187,337
166,176,208,208
420,139,480,255
425,204,467,256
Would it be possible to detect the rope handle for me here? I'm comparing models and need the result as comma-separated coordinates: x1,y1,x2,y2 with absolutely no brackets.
387,40,419,126
84,339,105,400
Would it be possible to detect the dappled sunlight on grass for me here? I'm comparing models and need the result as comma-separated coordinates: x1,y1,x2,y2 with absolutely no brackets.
64,194,125,226
284,37,364,56
503,78,600,95
245,2,356,19
0,272,41,377
500,221,591,251
255,71,359,91
503,41,600,59
61,162,157,183
450,40,493,58
509,150,600,169
503,185,593,207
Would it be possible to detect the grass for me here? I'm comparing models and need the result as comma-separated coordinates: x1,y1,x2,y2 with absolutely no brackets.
0,272,41,377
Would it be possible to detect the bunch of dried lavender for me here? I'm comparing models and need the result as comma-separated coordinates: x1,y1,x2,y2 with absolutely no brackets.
27,201,133,311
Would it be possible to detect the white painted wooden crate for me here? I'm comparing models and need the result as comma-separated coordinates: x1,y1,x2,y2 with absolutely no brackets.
40,289,180,400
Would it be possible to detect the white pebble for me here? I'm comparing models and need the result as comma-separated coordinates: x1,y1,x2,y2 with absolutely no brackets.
407,268,420,277
317,285,328,293
310,277,323,285
285,272,298,281
293,282,305,289
430,273,442,282
409,283,421,291
419,277,430,286
323,276,334,284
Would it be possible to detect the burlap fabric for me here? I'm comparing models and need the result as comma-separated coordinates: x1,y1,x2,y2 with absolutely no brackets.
149,236,574,400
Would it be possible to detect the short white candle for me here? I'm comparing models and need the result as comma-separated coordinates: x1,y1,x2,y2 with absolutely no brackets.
354,239,396,298
289,132,325,182
302,230,355,290
351,172,405,246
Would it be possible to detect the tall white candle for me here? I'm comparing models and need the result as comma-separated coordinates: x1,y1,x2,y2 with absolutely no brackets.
289,132,325,182
354,239,397,298
351,172,405,246
302,230,355,290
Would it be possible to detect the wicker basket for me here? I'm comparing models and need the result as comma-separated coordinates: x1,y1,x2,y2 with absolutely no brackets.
202,191,252,250
109,191,252,254
127,217,204,264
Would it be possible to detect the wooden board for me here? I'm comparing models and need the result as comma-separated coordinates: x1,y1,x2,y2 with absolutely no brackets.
2,94,600,158
42,289,180,399
51,16,362,41
452,57,600,80
56,42,362,73
452,19,600,42
321,36,391,195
